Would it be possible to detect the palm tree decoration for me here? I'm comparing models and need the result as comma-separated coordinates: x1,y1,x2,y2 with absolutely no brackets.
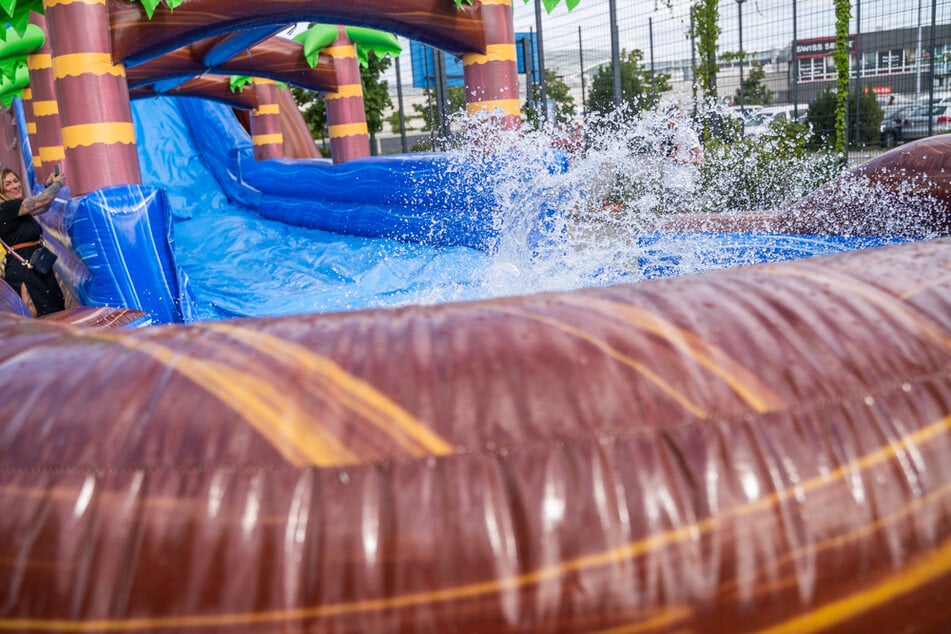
0,0,43,34
452,0,580,11
0,0,182,32
124,0,183,19
295,24,401,70
0,23,44,106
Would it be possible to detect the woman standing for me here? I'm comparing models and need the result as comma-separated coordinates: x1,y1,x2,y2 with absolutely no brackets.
0,167,66,315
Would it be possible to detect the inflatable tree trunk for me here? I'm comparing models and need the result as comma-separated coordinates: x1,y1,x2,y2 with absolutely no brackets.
44,0,141,195
325,27,370,164
26,12,63,184
250,78,284,160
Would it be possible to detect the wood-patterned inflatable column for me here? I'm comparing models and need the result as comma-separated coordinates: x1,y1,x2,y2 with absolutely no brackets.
250,78,284,160
324,27,369,164
43,0,141,196
26,13,64,184
462,0,520,129
0,107,26,175
18,86,40,175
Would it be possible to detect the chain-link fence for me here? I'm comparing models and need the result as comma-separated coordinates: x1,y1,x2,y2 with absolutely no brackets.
385,0,951,153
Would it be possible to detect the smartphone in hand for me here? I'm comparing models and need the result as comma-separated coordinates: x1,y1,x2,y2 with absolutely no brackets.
53,164,60,177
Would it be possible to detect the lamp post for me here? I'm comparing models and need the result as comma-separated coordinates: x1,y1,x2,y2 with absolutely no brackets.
609,0,621,108
534,0,547,123
737,0,746,115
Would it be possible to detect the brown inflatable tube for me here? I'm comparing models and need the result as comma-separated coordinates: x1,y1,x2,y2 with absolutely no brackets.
650,136,951,238
0,143,950,632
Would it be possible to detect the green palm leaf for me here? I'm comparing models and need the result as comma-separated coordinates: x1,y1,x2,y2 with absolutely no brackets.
293,24,338,69
295,24,401,70
229,75,254,93
521,0,581,12
344,26,401,68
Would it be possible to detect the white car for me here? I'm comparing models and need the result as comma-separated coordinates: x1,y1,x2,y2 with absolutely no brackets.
744,105,807,136
899,103,951,141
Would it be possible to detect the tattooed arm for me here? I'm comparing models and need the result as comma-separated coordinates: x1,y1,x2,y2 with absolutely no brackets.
18,174,65,216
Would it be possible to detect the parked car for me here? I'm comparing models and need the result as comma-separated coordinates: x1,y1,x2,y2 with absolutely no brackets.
879,106,909,147
898,103,951,142
743,105,808,136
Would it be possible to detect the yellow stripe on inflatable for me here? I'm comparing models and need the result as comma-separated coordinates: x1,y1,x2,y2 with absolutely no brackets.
206,323,456,460
31,155,40,168
53,53,125,79
61,122,135,148
21,88,31,101
252,133,284,146
329,122,368,138
254,78,275,86
325,84,363,100
480,0,512,4
39,146,65,162
254,103,280,115
463,44,517,66
32,100,59,117
323,45,356,60
45,0,106,6
27,54,51,71
26,122,36,134
466,99,521,117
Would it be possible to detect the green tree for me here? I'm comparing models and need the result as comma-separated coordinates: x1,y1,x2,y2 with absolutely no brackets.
386,108,417,134
735,61,773,106
361,51,394,150
523,69,577,128
291,50,393,149
290,86,327,141
585,49,670,118
806,89,883,149
411,85,466,132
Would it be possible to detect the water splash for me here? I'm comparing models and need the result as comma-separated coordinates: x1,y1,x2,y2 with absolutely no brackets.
404,98,892,307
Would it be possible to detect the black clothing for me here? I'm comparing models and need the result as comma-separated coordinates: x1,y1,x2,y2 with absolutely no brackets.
0,198,65,315
0,198,42,245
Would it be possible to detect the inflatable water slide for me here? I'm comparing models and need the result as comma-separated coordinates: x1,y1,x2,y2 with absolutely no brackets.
0,1,950,632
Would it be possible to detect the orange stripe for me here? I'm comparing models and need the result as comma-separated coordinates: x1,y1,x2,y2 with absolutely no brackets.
492,305,708,417
466,99,521,116
206,323,454,458
61,122,135,148
560,296,786,412
772,265,951,351
329,122,368,138
254,103,279,115
252,133,283,146
32,100,59,117
0,399,947,631
463,43,517,65
27,54,51,71
38,146,65,162
323,45,356,60
325,84,363,100
53,53,125,79
45,0,105,5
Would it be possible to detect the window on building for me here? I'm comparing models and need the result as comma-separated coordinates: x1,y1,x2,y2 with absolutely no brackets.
798,56,838,82
878,49,904,73
936,44,951,73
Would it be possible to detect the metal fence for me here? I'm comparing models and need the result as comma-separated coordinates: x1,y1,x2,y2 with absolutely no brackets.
386,0,951,150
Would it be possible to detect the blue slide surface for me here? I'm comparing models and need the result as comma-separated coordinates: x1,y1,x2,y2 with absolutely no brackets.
131,97,497,321
51,95,906,324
